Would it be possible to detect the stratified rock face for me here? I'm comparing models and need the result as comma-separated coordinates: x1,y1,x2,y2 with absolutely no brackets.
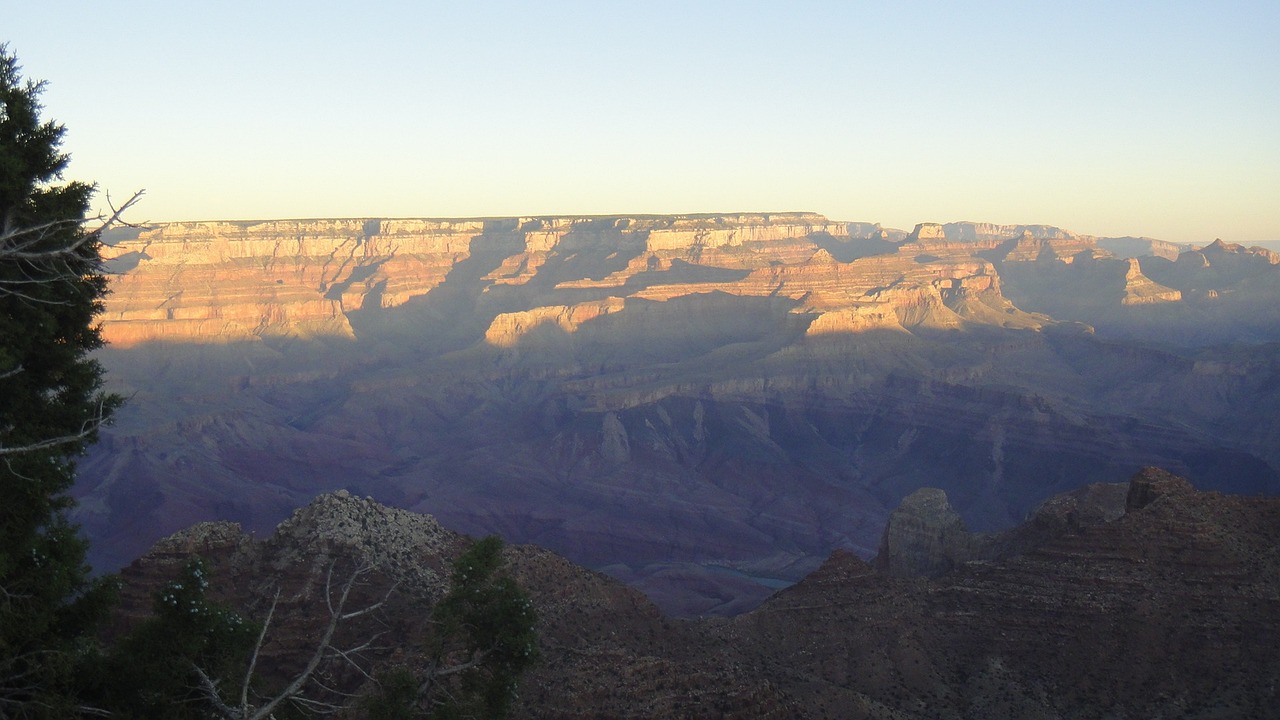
872,488,990,577
116,471,1280,719
1000,234,1280,344
115,491,464,617
872,480,1133,578
733,470,1280,719
100,212,1048,348
81,213,1280,617
898,221,1096,260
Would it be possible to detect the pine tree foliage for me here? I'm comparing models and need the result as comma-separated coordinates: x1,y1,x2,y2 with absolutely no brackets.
99,559,258,719
0,44,538,720
428,536,539,719
0,45,124,719
362,536,539,719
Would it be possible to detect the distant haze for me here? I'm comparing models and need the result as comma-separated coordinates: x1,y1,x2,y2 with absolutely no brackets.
1245,240,1280,252
78,214,1280,615
8,1,1279,244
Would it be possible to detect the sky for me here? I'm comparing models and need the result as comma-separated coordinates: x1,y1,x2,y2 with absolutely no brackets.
7,1,1279,243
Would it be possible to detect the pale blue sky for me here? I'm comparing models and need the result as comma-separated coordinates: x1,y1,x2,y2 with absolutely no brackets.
8,1,1279,243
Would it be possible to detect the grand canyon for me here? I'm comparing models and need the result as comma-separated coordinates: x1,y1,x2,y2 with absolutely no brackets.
10,5,1276,715
115,467,1280,718
78,212,1280,618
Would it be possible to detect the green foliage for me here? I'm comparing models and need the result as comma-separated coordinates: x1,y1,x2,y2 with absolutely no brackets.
360,666,421,720
0,44,122,718
359,536,538,720
99,558,258,719
428,536,539,719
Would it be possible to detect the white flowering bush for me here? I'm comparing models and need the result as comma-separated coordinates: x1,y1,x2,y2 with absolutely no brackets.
101,558,258,718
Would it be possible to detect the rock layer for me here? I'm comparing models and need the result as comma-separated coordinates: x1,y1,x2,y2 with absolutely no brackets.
871,488,989,577
100,213,1050,348
80,213,1280,616
113,470,1280,719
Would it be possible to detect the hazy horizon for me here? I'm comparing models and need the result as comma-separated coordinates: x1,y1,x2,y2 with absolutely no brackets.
10,1,1279,244
103,212,1280,250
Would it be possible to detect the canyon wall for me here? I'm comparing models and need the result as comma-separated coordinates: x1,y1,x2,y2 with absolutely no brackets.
113,470,1280,718
101,213,1062,350
82,213,1280,615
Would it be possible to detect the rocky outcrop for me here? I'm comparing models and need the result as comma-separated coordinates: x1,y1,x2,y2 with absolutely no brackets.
115,493,791,720
873,478,1135,579
115,471,1280,719
733,470,1280,718
872,488,991,577
993,481,1128,553
483,298,625,347
1124,465,1196,511
1141,238,1280,291
1120,256,1183,304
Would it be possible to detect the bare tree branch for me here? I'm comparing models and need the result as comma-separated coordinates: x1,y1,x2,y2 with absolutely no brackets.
193,666,242,720
432,649,492,679
0,189,144,259
0,396,110,456
194,560,398,720
238,589,280,713
0,190,145,310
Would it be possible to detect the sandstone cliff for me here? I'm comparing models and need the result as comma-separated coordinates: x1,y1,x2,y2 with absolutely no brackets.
80,213,1280,617
100,213,1043,348
1000,235,1280,344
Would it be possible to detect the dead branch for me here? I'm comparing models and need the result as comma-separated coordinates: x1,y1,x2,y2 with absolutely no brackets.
238,589,280,713
195,560,398,720
0,396,110,457
0,189,144,259
0,189,145,307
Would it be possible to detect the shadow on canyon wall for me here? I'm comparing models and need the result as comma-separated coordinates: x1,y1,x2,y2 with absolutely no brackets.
78,311,1280,616
80,219,1280,615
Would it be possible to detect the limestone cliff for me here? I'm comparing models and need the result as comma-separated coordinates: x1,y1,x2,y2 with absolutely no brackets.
1097,235,1190,260
100,213,1031,348
81,212,1280,618
899,221,1096,258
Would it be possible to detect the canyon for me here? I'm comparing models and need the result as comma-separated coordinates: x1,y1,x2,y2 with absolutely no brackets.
113,468,1280,718
78,212,1280,614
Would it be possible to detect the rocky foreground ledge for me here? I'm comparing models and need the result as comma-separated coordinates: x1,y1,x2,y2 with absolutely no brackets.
113,467,1280,719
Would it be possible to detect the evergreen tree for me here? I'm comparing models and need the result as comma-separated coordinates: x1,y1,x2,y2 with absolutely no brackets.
428,536,538,719
0,45,123,718
363,536,539,719
100,559,258,719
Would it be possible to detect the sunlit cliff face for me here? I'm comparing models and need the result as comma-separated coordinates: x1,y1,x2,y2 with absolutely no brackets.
99,214,1057,349
83,213,1280,616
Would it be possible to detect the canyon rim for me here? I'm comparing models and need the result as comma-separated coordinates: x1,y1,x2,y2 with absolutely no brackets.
78,212,1280,615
